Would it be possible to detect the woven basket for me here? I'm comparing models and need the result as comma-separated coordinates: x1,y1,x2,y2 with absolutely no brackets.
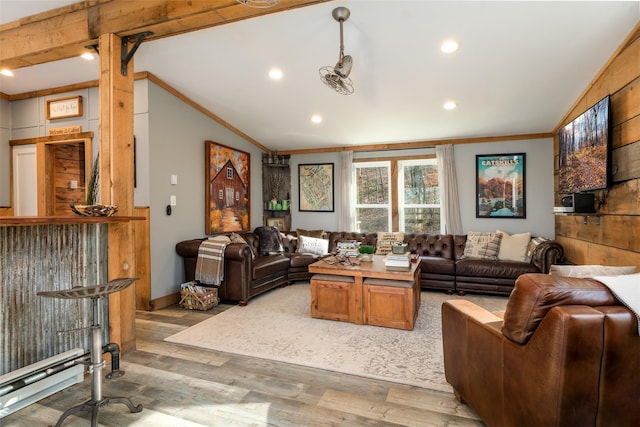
179,287,219,311
70,204,119,217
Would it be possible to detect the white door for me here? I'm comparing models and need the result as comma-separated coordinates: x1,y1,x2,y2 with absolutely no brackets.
12,144,37,216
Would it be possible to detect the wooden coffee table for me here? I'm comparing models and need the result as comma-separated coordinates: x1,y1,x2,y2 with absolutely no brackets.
308,255,421,330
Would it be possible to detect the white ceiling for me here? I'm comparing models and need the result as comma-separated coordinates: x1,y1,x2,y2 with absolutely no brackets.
1,1,638,152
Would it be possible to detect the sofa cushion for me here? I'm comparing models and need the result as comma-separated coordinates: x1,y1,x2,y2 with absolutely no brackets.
461,232,502,260
549,264,637,278
288,253,318,268
297,235,329,256
420,256,455,275
524,236,548,262
296,228,325,238
375,231,404,254
502,273,617,344
456,258,538,279
496,230,530,262
251,254,290,279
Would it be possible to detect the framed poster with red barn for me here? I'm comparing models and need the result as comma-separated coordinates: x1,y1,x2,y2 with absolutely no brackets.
205,140,251,233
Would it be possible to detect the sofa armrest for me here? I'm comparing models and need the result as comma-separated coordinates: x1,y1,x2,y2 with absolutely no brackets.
224,242,253,261
530,239,564,273
442,300,504,425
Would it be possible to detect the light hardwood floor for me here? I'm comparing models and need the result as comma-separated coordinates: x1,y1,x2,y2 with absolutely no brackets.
2,301,484,427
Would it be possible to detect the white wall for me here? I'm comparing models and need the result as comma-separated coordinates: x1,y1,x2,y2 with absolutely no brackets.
455,138,555,238
290,152,342,232
147,81,264,299
290,139,555,238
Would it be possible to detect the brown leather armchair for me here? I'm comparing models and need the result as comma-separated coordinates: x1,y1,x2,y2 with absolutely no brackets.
442,273,639,427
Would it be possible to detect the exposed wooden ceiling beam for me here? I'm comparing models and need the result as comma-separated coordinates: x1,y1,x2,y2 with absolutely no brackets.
0,0,330,70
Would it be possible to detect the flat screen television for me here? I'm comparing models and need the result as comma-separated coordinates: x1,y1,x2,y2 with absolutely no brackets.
558,95,611,194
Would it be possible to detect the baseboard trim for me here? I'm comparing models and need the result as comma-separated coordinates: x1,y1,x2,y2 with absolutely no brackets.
149,292,180,311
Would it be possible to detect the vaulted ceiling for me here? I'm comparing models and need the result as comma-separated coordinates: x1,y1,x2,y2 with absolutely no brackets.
1,1,638,152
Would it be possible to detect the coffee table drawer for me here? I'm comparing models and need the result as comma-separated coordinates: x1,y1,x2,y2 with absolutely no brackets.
310,274,357,323
363,278,419,330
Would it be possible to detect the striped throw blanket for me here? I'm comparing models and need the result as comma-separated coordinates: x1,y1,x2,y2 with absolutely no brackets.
195,236,231,286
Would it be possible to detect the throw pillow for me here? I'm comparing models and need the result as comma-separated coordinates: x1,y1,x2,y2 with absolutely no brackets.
524,236,549,262
462,231,502,260
496,230,531,262
254,226,284,255
230,232,255,259
375,231,405,255
297,235,330,257
549,264,637,278
296,228,325,239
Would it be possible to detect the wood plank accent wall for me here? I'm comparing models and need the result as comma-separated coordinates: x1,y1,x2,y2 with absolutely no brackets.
554,25,640,268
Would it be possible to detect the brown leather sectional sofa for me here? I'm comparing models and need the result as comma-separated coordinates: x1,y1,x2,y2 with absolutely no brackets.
442,273,640,427
176,230,563,305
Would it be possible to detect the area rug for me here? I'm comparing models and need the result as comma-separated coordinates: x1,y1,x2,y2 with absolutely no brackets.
165,283,508,392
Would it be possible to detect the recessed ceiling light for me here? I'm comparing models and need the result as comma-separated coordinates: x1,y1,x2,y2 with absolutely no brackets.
81,52,95,60
441,40,459,53
269,68,283,80
311,114,323,124
443,101,457,110
0,69,14,77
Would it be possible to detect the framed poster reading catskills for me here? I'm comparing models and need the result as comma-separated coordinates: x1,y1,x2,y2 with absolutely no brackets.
476,153,526,218
205,141,250,233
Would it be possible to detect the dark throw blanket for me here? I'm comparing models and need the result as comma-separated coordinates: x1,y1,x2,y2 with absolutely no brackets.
254,226,284,255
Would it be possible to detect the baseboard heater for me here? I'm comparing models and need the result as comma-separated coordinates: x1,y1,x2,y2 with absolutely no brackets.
0,348,85,418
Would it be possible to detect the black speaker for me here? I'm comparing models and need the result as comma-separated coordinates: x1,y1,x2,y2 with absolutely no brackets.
558,193,595,213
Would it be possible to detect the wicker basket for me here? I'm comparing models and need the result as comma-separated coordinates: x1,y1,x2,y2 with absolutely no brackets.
179,287,219,311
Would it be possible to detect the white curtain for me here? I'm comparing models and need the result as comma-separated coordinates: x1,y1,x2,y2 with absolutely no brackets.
338,151,354,231
436,144,463,235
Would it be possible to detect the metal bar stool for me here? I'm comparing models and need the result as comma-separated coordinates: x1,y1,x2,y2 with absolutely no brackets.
38,278,143,427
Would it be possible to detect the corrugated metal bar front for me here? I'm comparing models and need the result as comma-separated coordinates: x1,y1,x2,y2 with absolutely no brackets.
0,223,108,375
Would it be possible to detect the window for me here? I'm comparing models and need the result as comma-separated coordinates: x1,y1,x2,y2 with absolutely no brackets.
353,157,440,233
226,167,233,179
398,159,440,234
354,161,391,232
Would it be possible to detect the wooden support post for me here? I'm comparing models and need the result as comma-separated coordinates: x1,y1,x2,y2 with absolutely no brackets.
98,33,137,353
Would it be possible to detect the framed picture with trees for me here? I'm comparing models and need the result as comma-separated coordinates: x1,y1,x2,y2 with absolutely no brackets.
476,153,526,218
205,141,250,233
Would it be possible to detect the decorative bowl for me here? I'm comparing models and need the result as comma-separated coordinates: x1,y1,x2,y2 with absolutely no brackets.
70,204,119,217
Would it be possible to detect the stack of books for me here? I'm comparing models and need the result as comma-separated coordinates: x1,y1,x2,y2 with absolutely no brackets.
384,253,411,270
337,240,360,258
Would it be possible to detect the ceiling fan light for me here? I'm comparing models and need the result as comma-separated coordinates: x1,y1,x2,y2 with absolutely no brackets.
235,0,279,8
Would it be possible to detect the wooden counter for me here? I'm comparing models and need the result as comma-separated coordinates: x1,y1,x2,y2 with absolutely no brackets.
0,215,144,226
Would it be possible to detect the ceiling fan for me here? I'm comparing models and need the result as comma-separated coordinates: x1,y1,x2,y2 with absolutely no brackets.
319,7,354,95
